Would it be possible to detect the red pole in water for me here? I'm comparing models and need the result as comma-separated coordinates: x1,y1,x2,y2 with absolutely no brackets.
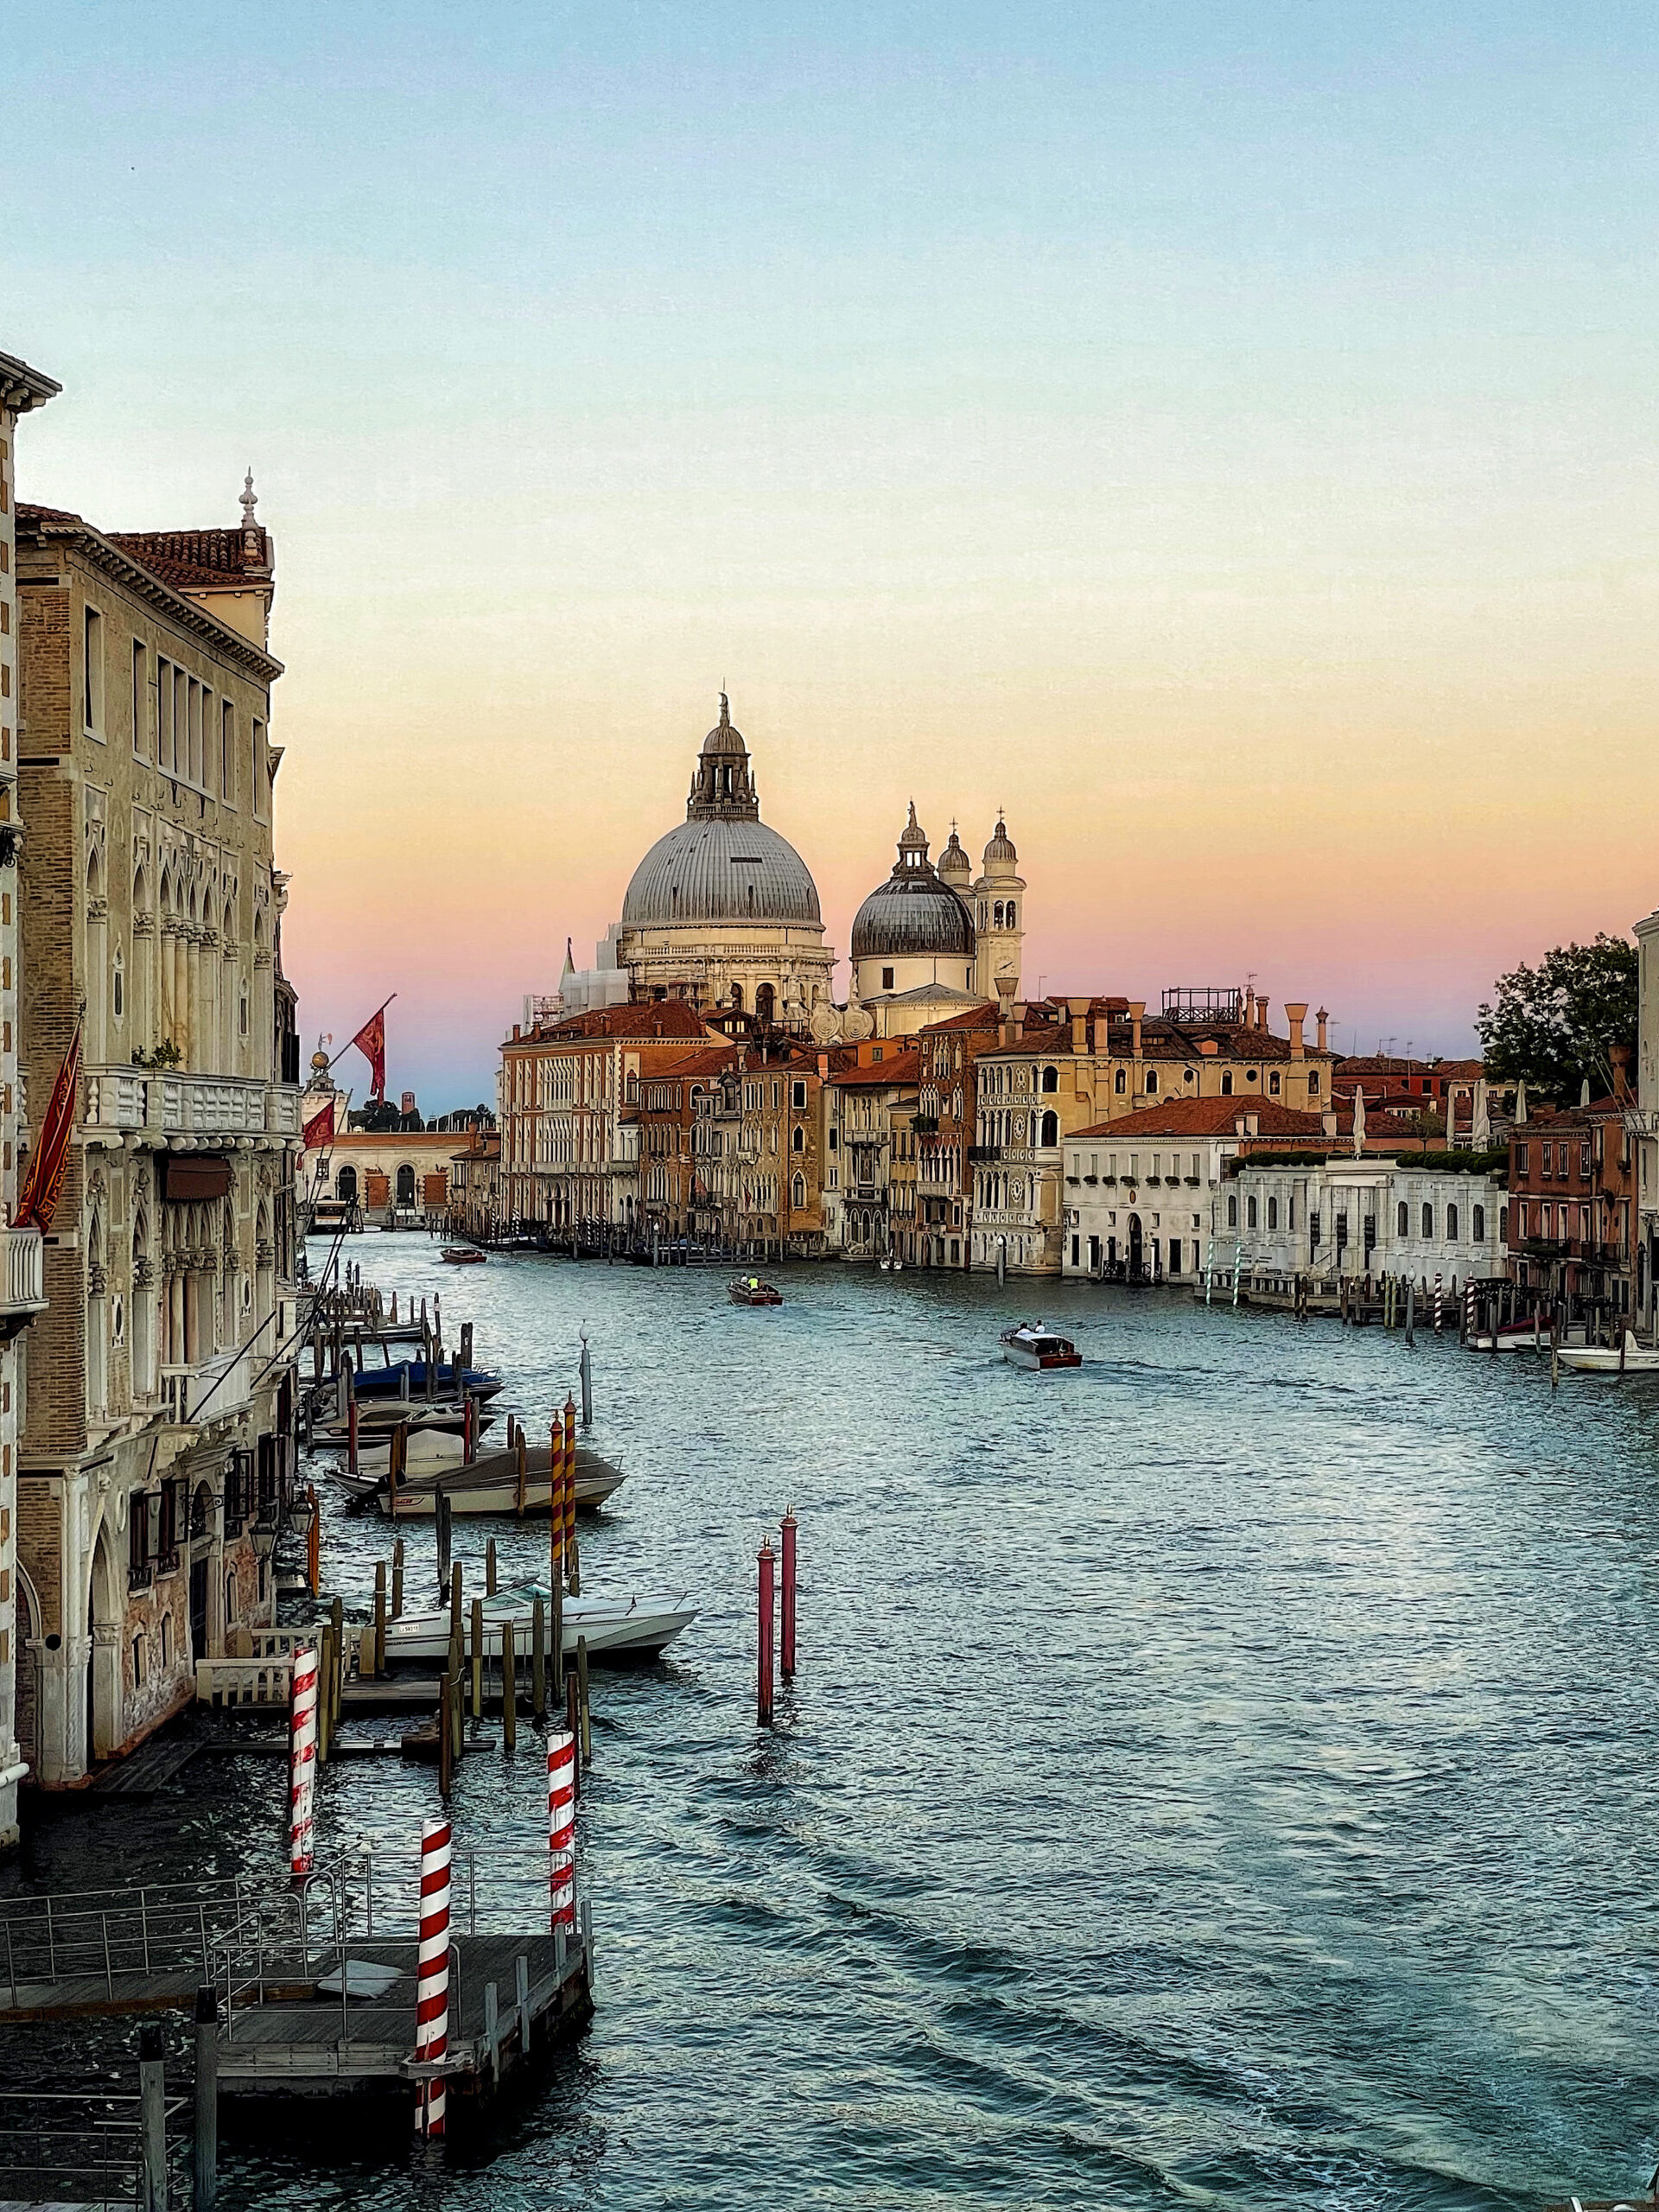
758,1539,775,1726
779,1510,798,1681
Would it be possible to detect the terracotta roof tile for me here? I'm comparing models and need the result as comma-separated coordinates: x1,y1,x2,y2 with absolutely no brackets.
1071,1097,1329,1141
830,1050,920,1089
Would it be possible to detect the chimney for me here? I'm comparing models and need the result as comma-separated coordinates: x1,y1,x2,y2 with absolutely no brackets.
1068,996,1089,1051
1129,999,1144,1061
1315,1007,1329,1052
1285,1001,1307,1059
512,1023,521,1041
1255,997,1269,1032
1246,1110,1259,1136
1243,985,1255,1028
1091,1017,1109,1053
1234,1112,1249,1140
1321,1108,1338,1137
817,1052,829,1077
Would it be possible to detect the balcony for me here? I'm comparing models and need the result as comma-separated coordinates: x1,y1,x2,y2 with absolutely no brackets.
83,1066,301,1145
161,1344,255,1427
0,1224,45,1338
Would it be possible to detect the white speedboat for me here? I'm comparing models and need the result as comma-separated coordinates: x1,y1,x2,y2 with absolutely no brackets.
382,1580,696,1663
1000,1322,1083,1371
1558,1332,1659,1374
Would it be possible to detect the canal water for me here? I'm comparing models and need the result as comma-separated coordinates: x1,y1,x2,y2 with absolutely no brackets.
9,1243,1659,2209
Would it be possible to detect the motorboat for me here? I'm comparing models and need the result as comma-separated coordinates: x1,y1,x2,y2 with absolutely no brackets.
314,1401,495,1443
382,1580,696,1664
327,1440,625,1516
347,1359,504,1402
441,1247,487,1264
729,1276,783,1306
1558,1332,1659,1374
1000,1321,1083,1371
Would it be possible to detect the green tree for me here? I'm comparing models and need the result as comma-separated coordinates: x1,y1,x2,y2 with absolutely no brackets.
1476,934,1637,1103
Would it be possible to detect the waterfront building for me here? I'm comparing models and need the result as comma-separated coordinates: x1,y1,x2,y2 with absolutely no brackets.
693,1044,828,1256
299,1063,493,1230
632,1045,736,1247
823,1049,920,1258
1230,1151,1508,1288
499,1001,718,1233
445,1127,501,1242
1505,1078,1635,1317
0,346,59,1846
613,696,835,1029
969,1001,1103,1275
1058,1097,1305,1281
14,486,301,1789
915,1003,1000,1267
848,808,1025,1036
1636,906,1659,1329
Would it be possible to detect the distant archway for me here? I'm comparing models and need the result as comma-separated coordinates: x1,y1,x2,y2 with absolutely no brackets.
336,1165,358,1203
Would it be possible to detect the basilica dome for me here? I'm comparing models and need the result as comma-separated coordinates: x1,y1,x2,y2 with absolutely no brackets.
850,804,975,962
620,694,823,929
621,816,822,928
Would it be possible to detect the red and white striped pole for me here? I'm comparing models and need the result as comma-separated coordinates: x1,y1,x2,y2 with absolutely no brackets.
288,1644,318,1877
547,1728,576,1930
415,1815,452,2137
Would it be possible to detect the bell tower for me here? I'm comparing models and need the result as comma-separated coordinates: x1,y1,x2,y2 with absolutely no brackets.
970,816,1025,1001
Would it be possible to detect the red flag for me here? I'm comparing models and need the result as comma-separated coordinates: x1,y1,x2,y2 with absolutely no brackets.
302,1096,336,1149
349,1006,387,1101
16,1019,83,1232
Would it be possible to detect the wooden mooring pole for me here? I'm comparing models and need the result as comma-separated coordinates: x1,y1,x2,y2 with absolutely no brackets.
193,1983,219,2212
758,1539,776,1726
531,1597,547,1719
503,1624,518,1752
139,2023,167,2212
391,1537,404,1619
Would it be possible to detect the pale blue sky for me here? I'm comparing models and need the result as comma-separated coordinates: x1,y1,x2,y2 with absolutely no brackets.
9,4,1658,1102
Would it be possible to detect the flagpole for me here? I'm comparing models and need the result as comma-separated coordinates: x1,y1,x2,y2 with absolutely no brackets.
324,995,397,1077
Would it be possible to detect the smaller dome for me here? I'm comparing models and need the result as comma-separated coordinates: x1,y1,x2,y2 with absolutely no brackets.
938,828,971,884
852,810,976,963
982,815,1018,866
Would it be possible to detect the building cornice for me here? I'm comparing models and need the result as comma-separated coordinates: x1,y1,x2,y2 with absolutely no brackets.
0,349,61,415
17,507,283,684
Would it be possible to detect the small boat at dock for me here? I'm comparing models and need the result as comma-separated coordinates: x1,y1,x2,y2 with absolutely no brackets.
1000,1322,1083,1371
314,1401,496,1443
729,1276,782,1306
1558,1331,1659,1374
383,1580,696,1663
347,1359,504,1402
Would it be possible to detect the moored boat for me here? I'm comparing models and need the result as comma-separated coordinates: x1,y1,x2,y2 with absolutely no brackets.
729,1276,783,1306
1558,1331,1659,1374
347,1359,505,1402
383,1580,696,1663
1000,1321,1083,1371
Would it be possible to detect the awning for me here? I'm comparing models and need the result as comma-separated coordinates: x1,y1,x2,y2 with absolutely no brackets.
161,1154,232,1203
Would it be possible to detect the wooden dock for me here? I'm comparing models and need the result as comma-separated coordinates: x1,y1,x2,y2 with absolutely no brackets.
217,1922,592,2110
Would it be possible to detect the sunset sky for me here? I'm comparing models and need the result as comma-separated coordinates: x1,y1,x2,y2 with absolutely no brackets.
9,3,1657,1105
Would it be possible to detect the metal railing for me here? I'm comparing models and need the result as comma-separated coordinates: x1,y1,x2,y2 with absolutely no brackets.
0,2090,188,2211
2,1874,276,2005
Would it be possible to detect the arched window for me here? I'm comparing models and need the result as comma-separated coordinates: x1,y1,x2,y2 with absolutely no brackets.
1221,1071,1233,1096
1006,903,1016,929
1421,1203,1433,1238
336,1164,358,1204
1446,1202,1459,1242
1268,1197,1278,1230
1308,1071,1320,1096
1041,1066,1058,1093
730,983,745,1013
112,949,124,1023
1114,1068,1127,1095
791,1173,806,1210
1039,1110,1058,1146
755,982,775,1026
1227,1194,1238,1228
1397,1200,1408,1236
396,1164,416,1206
1146,1070,1158,1095
1246,1196,1258,1228
1472,1204,1485,1242
791,1125,804,1152
993,901,1004,928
